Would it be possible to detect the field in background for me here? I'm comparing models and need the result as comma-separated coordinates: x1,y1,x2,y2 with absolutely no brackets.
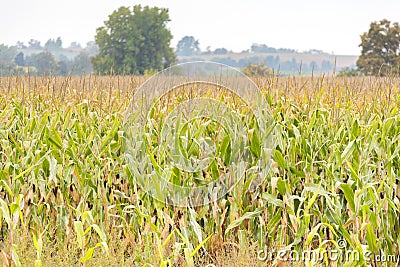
0,74,399,266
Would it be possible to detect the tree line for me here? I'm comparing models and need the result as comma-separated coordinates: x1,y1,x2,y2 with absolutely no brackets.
0,40,97,76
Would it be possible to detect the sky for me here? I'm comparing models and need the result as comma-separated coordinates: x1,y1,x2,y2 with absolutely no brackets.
1,0,400,55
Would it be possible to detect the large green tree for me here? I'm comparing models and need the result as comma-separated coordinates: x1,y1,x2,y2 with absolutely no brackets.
92,5,176,75
357,19,400,76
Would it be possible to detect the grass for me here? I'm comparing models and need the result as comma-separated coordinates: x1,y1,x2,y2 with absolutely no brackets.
0,74,399,266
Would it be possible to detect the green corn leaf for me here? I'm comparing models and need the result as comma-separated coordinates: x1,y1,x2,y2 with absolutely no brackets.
190,234,212,258
273,149,287,170
225,207,263,233
339,183,356,213
250,129,261,158
80,247,95,263
100,116,119,153
262,193,283,207
366,224,378,253
341,140,355,162
92,224,107,242
267,210,282,231
74,221,84,249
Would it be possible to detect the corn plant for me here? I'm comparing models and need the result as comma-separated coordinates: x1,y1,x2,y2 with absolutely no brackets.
0,74,399,266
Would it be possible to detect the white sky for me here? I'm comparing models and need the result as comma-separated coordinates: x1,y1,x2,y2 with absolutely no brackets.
1,0,399,55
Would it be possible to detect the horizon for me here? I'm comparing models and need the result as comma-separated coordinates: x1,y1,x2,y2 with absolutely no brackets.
2,0,400,56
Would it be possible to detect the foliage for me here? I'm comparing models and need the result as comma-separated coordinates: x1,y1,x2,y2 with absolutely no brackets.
22,51,95,76
0,45,18,63
15,42,27,50
69,42,82,49
357,19,400,76
0,44,18,75
242,63,272,76
337,67,363,77
26,51,57,75
72,52,93,75
214,48,228,55
24,51,71,76
92,5,177,75
28,39,42,50
1,40,99,76
181,53,338,74
14,52,25,67
251,43,297,54
85,41,99,56
44,37,63,51
176,36,200,56
0,75,399,266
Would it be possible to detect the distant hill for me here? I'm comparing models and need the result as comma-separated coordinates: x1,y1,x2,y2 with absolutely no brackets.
178,51,358,74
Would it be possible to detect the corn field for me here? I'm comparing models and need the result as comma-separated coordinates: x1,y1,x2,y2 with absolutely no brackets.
0,73,399,266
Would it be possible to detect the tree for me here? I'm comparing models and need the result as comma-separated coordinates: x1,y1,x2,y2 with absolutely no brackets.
72,52,93,75
55,60,68,76
16,41,26,49
251,44,276,53
338,67,362,77
357,19,400,76
176,36,200,56
45,37,63,51
242,63,272,76
55,37,62,48
0,44,18,63
14,52,25,66
85,41,99,55
27,51,56,75
203,46,212,55
69,42,81,49
28,39,42,49
0,44,18,75
92,5,176,75
214,48,228,55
